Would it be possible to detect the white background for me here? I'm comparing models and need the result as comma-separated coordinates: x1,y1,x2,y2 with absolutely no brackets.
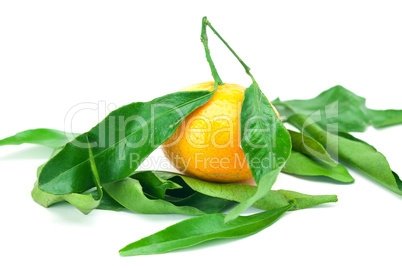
0,1,401,267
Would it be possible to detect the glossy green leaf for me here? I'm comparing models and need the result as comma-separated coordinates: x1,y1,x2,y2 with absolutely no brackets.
226,82,291,221
288,114,402,195
283,151,354,183
133,171,338,211
38,89,216,195
119,204,292,256
0,128,77,149
32,141,103,214
102,177,225,215
273,85,402,132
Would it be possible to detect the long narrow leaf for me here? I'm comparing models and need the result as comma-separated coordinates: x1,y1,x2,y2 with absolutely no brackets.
226,83,291,221
119,204,292,256
134,171,338,211
0,128,77,149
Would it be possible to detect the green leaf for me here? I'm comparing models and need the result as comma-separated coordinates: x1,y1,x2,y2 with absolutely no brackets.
119,204,292,256
135,171,337,211
0,128,77,149
288,130,335,165
335,132,402,194
88,189,125,211
198,18,292,221
180,173,337,211
38,89,216,195
150,170,199,198
87,138,103,201
288,114,402,195
366,109,402,128
275,190,337,210
273,85,402,132
130,171,182,199
226,82,291,221
283,151,355,183
284,130,354,182
166,192,228,214
32,178,124,212
32,181,101,215
132,171,228,214
102,177,223,215
32,140,103,214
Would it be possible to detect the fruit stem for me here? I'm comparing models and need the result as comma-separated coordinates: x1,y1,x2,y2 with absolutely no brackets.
201,17,224,87
201,17,257,85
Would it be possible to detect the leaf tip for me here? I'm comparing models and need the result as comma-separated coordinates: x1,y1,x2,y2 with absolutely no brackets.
224,206,242,223
118,249,127,257
330,195,338,203
118,246,138,257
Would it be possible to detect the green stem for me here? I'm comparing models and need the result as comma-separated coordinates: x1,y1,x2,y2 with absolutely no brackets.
201,17,257,85
201,17,224,86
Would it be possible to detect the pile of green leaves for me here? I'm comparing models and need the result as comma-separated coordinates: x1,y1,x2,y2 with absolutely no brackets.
273,86,402,195
1,17,401,256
